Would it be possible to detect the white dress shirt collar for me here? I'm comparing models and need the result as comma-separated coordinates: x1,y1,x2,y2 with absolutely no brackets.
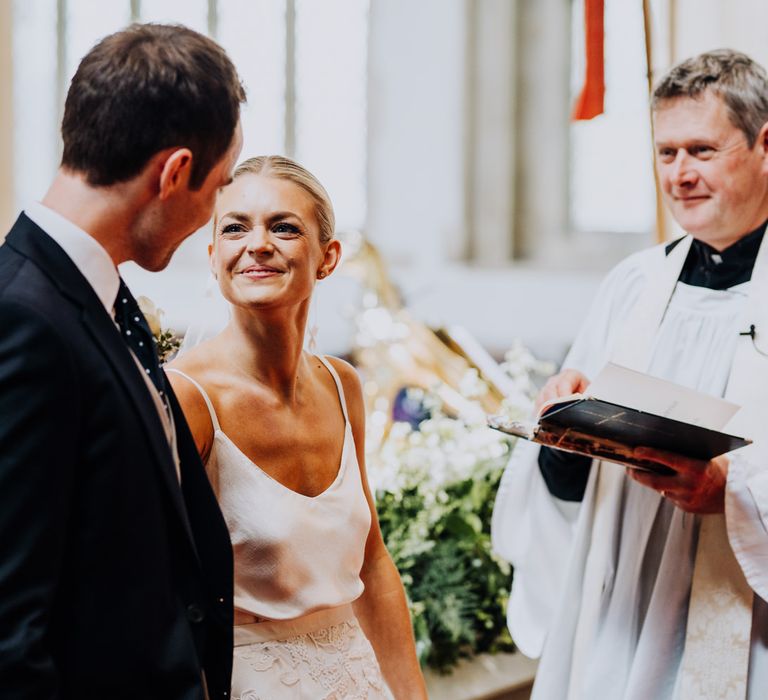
24,201,120,315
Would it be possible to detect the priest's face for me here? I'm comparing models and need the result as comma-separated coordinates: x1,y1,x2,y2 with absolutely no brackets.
653,91,768,250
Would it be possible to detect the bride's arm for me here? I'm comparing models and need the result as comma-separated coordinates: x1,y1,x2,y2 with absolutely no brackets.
328,358,427,700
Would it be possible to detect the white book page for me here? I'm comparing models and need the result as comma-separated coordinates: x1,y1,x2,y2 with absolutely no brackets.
586,362,740,430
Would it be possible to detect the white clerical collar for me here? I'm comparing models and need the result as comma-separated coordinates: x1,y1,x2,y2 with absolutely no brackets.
24,201,120,315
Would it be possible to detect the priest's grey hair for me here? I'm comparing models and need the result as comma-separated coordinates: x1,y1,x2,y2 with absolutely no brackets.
652,49,768,148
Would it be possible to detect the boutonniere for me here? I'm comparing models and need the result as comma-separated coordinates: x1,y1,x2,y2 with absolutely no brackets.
136,296,181,364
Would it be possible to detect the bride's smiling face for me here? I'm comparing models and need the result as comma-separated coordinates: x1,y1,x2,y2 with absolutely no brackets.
210,173,339,309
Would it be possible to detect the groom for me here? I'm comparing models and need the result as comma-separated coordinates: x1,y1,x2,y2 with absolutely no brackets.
0,24,244,699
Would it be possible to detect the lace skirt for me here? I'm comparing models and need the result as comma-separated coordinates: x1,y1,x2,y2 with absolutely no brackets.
232,604,393,700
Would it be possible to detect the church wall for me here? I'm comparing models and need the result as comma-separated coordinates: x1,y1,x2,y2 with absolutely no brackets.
674,0,768,68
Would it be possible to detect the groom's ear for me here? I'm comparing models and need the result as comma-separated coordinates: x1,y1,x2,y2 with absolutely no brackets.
157,148,194,200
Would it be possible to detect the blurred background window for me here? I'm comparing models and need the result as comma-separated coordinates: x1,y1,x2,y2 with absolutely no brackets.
12,0,368,232
6,0,768,364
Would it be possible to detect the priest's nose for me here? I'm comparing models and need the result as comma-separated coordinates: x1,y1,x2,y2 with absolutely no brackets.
669,150,698,188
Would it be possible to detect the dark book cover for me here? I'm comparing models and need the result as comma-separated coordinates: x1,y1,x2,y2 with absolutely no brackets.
488,364,752,472
539,397,750,461
488,405,750,472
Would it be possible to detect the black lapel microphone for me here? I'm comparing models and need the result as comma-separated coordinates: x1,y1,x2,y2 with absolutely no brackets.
739,324,757,340
740,324,768,356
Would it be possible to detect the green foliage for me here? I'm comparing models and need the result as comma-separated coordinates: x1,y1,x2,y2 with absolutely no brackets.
376,454,515,673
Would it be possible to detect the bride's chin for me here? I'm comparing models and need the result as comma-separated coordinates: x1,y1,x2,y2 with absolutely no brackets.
230,294,285,312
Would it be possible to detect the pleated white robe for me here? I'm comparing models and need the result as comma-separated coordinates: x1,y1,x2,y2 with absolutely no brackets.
492,240,768,699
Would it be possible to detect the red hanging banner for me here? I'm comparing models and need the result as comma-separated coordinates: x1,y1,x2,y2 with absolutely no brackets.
571,0,605,121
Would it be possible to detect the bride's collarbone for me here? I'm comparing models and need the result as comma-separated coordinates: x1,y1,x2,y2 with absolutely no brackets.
216,393,347,487
218,368,345,426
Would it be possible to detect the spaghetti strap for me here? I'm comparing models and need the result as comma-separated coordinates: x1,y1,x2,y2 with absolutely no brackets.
166,368,221,432
316,356,350,423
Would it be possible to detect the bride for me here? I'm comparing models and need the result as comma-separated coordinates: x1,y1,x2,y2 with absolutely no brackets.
167,155,426,699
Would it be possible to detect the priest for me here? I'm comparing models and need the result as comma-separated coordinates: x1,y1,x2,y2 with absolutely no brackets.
492,49,768,699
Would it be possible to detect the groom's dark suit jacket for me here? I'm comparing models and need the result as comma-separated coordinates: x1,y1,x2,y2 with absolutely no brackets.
0,214,234,699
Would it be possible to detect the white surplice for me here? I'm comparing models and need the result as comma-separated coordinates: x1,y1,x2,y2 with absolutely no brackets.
492,238,768,700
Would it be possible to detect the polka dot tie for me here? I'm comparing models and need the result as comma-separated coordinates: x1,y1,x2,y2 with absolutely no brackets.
114,277,169,413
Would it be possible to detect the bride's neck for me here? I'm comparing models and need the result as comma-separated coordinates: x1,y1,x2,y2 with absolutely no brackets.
223,306,308,401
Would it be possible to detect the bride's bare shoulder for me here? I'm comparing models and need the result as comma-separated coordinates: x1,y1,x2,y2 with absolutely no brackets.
322,355,364,419
165,341,226,456
322,355,360,385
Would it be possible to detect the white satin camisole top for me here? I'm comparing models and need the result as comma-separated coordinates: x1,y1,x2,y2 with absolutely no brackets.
169,356,372,621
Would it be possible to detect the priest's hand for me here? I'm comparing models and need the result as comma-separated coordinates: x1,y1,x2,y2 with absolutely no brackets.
626,447,729,514
535,368,590,412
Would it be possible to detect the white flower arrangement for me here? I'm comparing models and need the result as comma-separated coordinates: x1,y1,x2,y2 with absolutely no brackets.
367,353,553,672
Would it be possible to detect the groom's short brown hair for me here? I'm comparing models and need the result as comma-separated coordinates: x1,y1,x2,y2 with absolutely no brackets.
61,23,246,190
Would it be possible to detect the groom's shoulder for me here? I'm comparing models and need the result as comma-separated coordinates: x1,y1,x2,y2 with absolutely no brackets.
0,243,61,310
0,242,81,353
1,214,61,290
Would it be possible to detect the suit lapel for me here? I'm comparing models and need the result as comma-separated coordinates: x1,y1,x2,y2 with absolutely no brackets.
80,304,198,548
5,214,199,552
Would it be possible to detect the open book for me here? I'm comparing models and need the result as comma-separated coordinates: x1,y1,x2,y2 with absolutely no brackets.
488,363,752,473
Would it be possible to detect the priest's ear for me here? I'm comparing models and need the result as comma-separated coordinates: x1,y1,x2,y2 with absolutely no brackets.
757,121,768,171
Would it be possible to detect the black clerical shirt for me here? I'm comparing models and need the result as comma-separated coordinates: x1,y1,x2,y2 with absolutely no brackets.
539,222,767,502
